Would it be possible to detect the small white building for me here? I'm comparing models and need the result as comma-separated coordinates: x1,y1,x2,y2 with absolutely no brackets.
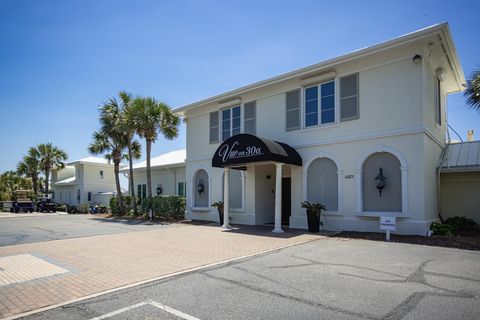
51,157,121,206
121,149,187,203
174,23,466,235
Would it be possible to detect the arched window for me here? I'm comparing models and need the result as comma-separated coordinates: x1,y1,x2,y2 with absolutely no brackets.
362,152,401,212
307,158,338,211
222,170,243,210
194,169,209,207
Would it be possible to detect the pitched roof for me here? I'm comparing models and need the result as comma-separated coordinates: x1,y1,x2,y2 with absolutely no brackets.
440,141,480,172
121,149,186,172
53,176,76,186
67,157,113,166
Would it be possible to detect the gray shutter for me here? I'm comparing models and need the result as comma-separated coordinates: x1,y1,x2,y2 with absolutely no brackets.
340,73,359,121
244,101,256,135
286,89,300,131
209,111,219,144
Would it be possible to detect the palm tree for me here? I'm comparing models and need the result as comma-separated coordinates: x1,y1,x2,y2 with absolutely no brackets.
17,147,41,195
89,129,127,213
89,96,141,214
465,69,480,111
37,143,68,194
119,91,142,214
131,97,180,208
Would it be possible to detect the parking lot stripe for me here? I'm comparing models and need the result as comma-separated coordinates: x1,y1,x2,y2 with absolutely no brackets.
148,300,200,320
88,301,149,320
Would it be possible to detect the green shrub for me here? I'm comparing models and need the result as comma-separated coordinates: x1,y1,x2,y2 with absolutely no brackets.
444,216,479,232
430,221,454,236
142,195,185,220
109,195,133,215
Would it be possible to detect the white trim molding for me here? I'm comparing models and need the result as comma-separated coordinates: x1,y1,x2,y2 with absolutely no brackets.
355,145,409,215
302,150,344,214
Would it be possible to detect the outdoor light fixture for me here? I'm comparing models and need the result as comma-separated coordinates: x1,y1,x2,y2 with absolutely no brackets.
375,168,386,197
412,54,422,64
156,184,163,195
197,179,205,195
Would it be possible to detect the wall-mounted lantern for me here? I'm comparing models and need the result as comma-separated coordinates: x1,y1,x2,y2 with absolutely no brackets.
375,168,386,197
156,184,163,196
197,179,205,195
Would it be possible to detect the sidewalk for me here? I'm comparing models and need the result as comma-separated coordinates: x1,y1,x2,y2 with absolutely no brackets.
0,224,322,319
0,212,67,219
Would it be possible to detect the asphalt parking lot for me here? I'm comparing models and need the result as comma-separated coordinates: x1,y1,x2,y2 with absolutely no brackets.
22,237,480,320
0,214,167,246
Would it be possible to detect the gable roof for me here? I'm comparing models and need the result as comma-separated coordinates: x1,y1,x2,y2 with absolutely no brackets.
121,149,186,172
174,22,465,115
440,141,480,172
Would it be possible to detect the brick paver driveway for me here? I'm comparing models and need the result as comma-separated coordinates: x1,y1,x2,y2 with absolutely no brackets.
0,223,321,319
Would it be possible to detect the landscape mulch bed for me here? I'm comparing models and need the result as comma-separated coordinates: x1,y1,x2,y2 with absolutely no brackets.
334,231,480,251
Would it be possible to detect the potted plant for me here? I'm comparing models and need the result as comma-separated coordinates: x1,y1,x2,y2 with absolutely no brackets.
301,201,326,233
211,201,224,225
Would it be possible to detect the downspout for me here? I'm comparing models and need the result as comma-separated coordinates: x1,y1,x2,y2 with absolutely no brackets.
436,123,452,223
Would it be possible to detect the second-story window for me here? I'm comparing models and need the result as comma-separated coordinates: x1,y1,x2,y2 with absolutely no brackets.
99,170,104,180
305,80,335,127
222,106,241,141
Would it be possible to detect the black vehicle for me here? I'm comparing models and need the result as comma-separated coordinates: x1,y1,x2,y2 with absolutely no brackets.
36,194,57,213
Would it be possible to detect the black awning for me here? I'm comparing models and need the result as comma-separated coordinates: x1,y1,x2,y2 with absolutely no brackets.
212,134,302,168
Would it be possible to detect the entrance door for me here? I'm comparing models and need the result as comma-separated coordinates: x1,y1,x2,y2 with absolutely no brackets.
281,177,291,225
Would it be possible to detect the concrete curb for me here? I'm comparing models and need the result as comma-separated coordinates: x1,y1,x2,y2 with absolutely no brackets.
2,236,322,320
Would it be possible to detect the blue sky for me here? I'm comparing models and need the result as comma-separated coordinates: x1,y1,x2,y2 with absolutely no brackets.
1,0,479,174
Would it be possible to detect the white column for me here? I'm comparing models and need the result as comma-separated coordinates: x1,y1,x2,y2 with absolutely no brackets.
222,167,231,229
273,163,283,233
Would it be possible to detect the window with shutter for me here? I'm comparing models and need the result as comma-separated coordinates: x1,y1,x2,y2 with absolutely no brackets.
286,89,300,131
244,101,256,135
340,73,359,121
222,106,240,141
304,81,335,127
209,111,219,144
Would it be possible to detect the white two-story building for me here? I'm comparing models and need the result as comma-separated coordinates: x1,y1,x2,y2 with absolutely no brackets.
174,23,465,235
51,157,120,206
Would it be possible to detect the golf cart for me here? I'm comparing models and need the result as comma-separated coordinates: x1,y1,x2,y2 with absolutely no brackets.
36,193,57,213
10,190,35,213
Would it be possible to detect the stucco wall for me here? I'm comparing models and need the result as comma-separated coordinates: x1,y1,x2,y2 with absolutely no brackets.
131,167,186,197
440,172,480,224
183,40,448,235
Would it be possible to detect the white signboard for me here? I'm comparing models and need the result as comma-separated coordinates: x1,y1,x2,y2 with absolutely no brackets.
380,217,396,231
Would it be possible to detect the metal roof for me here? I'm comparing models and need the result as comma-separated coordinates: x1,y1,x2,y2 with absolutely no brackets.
440,141,480,172
121,149,186,172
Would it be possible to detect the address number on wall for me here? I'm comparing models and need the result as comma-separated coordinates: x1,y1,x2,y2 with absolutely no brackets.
344,174,354,179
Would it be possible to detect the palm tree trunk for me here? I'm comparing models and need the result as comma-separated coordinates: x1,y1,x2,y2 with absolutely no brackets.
127,143,138,215
32,175,38,195
45,170,50,194
114,161,124,214
146,139,152,209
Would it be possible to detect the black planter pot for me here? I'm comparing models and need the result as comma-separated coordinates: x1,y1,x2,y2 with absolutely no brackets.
217,208,224,225
306,209,320,233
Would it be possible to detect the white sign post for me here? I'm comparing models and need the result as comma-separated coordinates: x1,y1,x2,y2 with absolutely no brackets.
380,216,396,241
